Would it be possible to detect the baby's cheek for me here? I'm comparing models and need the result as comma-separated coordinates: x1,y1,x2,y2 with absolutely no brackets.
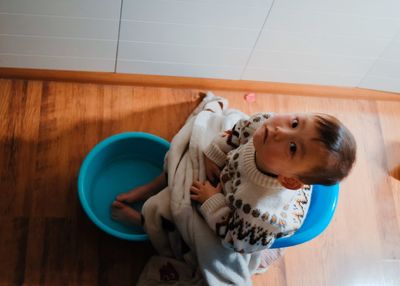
253,127,263,142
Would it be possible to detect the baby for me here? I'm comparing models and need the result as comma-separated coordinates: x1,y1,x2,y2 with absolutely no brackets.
111,111,356,253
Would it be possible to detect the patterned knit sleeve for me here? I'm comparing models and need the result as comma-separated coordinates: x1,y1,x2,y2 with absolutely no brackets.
204,113,271,168
200,193,285,253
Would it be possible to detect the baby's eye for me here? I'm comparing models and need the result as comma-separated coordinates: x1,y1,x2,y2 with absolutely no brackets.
289,142,297,155
291,118,299,128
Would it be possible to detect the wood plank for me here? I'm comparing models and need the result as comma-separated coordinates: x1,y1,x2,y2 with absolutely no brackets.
0,218,29,284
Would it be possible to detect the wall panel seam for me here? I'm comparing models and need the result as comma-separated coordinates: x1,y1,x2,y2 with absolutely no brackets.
114,0,124,73
240,0,275,79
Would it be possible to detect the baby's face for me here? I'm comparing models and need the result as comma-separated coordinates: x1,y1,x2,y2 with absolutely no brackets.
253,113,326,178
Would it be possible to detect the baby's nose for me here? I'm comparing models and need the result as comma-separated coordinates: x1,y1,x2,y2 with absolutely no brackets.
274,126,289,140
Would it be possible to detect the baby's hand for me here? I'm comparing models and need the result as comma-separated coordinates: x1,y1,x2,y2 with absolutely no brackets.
190,180,222,204
204,155,221,186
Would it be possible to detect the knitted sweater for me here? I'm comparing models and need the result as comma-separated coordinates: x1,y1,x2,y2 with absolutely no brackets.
202,113,312,253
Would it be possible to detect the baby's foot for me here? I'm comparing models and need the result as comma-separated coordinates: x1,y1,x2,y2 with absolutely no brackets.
111,201,141,226
116,184,153,203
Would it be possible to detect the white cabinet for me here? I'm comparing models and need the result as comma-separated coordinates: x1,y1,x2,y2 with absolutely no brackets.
116,0,273,79
0,0,121,72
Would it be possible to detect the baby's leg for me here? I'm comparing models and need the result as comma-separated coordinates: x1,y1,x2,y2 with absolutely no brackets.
116,172,167,203
110,201,142,226
111,172,168,226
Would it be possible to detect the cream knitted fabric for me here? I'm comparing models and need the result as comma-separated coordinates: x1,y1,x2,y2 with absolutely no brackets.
201,114,312,253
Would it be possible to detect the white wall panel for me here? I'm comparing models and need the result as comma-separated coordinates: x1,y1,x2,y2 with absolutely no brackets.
381,35,400,61
119,21,259,49
118,60,242,79
248,51,374,75
243,68,361,86
274,0,400,19
122,0,267,29
118,42,248,66
358,76,400,93
0,54,114,72
243,0,400,90
256,30,391,58
0,35,115,58
0,0,120,72
0,14,117,40
117,0,273,78
244,52,373,86
366,60,400,79
359,34,400,93
0,0,119,19
264,8,400,39
175,0,266,5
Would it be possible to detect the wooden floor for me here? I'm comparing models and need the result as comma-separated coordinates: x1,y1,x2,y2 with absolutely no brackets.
1,78,399,286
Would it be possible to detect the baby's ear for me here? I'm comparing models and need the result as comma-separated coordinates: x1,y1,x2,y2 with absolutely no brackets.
277,175,304,190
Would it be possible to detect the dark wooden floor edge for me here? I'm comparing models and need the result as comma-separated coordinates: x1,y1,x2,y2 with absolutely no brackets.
1,67,399,101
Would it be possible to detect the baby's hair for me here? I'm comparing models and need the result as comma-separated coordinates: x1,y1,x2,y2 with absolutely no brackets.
298,114,356,186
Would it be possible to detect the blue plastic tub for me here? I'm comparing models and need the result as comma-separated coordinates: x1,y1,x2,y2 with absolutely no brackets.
270,183,339,248
78,132,170,241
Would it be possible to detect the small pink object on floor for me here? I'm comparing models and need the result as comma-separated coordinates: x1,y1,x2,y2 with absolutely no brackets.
244,92,256,103
244,93,256,114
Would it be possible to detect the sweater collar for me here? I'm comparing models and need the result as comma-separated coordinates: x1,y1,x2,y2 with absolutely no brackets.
242,138,285,190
